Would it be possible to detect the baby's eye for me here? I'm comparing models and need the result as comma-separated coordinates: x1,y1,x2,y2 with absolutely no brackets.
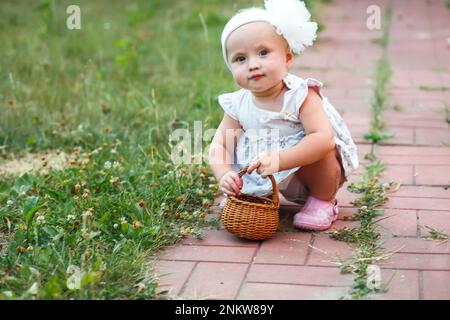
234,56,246,63
259,49,269,56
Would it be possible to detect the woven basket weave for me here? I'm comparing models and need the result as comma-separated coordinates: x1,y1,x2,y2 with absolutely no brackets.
221,166,279,240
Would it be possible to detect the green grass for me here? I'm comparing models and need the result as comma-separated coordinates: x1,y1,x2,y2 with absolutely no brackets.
0,0,243,155
0,144,219,299
0,0,326,299
0,0,250,300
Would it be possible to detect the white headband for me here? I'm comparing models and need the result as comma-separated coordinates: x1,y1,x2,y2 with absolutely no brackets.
221,0,318,68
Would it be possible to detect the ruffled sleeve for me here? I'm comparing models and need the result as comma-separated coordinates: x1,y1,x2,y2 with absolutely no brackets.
296,77,324,113
282,75,324,119
218,92,239,121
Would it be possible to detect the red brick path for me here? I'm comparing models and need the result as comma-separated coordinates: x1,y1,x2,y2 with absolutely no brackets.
154,0,450,299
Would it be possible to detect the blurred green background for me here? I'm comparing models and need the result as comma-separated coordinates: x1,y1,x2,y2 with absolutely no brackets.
1,0,267,154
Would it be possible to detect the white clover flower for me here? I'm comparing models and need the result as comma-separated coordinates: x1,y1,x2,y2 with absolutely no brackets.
19,185,27,196
66,265,82,290
120,217,127,224
26,282,39,295
67,214,76,221
104,161,112,169
113,223,119,229
36,215,45,225
6,200,13,206
91,147,102,155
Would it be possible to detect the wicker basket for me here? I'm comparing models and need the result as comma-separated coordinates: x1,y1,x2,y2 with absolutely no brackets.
221,166,279,240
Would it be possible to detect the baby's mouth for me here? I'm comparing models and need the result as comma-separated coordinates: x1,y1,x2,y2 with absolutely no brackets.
249,74,265,80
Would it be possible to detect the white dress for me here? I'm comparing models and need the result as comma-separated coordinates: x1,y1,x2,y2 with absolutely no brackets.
218,73,359,197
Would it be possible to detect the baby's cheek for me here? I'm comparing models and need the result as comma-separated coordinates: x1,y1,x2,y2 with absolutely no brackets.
233,72,247,88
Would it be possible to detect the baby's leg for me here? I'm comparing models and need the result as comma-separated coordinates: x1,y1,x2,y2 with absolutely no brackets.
295,147,346,202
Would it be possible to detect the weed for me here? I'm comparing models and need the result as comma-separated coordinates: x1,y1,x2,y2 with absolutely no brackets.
418,85,449,91
422,226,449,241
334,2,396,299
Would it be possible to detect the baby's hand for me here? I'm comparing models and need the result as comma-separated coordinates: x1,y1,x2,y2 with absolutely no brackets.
247,151,280,178
219,171,243,197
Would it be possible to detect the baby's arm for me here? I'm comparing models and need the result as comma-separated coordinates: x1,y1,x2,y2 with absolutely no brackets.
208,114,244,195
278,87,335,171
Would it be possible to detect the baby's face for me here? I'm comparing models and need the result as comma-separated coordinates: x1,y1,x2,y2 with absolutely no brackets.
226,22,293,94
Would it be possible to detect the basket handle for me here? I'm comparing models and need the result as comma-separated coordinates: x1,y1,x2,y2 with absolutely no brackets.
237,166,279,207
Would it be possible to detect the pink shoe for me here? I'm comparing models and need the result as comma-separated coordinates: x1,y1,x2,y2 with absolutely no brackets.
293,196,339,231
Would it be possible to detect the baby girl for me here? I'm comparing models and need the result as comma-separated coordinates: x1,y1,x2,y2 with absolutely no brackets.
208,0,359,231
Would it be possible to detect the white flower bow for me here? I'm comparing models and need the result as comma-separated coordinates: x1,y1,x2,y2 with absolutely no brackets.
264,0,318,54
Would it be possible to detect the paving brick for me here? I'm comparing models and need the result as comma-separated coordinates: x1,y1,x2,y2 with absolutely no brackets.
182,230,259,248
381,165,414,185
390,70,412,88
415,128,450,146
383,111,445,123
253,232,311,265
376,146,450,156
356,144,373,159
415,165,450,185
377,154,450,165
180,262,248,299
307,235,354,267
383,253,450,270
389,186,450,199
237,283,349,300
389,89,447,104
383,237,450,254
411,71,444,87
384,197,450,211
351,128,371,144
347,88,373,99
330,220,359,231
384,118,449,129
336,206,359,221
376,209,418,237
368,269,419,300
343,114,372,127
379,127,415,145
153,261,196,297
160,245,256,263
335,186,359,207
246,264,353,287
423,271,450,299
413,100,447,113
418,210,450,237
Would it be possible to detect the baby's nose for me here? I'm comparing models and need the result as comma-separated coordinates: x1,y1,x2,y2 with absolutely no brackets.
248,58,260,71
